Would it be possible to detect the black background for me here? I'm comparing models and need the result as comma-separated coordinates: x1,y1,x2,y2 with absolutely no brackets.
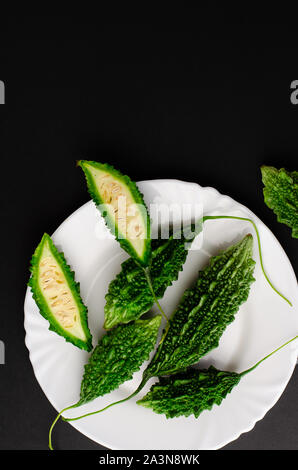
0,11,297,450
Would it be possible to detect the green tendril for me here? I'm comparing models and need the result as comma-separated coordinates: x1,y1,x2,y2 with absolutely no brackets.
202,215,292,306
62,377,148,423
49,404,77,450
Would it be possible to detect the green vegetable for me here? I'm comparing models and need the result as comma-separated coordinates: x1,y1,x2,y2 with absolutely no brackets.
78,316,162,405
78,160,151,266
49,316,161,449
104,224,203,329
261,165,298,238
29,233,92,352
138,335,298,418
138,367,241,418
144,234,255,379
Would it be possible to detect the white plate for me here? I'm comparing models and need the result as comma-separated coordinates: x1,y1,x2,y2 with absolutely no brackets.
24,179,298,450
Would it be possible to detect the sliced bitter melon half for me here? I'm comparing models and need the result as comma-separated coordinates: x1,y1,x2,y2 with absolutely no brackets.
28,233,93,352
78,160,151,267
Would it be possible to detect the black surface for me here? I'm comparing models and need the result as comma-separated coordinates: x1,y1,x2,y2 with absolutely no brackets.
0,13,297,450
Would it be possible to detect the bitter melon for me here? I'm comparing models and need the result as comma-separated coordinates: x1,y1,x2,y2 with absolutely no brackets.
138,335,298,418
78,160,151,266
105,216,290,330
29,233,92,352
104,223,203,329
138,366,241,418
261,165,298,238
77,316,162,405
144,234,255,379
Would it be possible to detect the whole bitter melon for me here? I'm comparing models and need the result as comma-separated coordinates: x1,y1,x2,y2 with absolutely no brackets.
78,316,162,405
138,366,241,418
29,233,92,352
144,234,255,379
49,316,162,449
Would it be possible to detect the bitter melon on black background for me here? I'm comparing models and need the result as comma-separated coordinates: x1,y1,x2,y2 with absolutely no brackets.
29,233,93,352
138,366,241,418
3,19,297,451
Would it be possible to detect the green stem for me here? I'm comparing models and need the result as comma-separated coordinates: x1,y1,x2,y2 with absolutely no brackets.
202,215,292,306
63,376,149,423
48,403,77,450
143,267,169,323
240,335,298,376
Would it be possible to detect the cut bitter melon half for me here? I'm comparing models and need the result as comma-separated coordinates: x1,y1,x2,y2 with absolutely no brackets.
78,160,151,267
29,233,93,352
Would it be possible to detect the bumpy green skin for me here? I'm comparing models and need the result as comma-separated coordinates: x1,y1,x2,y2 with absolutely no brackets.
261,165,298,238
28,233,93,352
144,235,255,379
78,160,151,266
77,316,162,405
104,224,203,329
137,366,241,418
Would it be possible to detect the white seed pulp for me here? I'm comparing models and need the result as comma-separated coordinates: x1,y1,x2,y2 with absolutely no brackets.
38,241,86,341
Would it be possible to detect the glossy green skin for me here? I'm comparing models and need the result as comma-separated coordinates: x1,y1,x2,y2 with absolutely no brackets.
138,366,241,418
28,233,93,352
144,235,255,379
104,224,203,329
261,165,298,238
78,160,151,266
77,316,162,405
